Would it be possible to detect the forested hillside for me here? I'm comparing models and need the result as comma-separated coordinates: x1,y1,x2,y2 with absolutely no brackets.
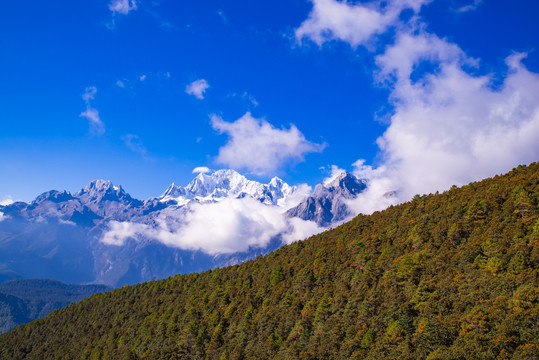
0,279,111,333
1,163,538,359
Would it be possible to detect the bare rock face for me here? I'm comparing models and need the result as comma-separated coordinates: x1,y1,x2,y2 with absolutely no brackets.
286,172,366,227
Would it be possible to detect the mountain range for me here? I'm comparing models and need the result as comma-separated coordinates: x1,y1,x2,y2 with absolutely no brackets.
1,163,536,358
0,169,367,287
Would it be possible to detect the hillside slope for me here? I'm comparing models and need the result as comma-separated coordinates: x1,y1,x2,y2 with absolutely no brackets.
0,163,538,359
0,279,111,333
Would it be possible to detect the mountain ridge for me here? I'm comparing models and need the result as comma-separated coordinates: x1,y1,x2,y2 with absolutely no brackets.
0,169,366,287
0,163,537,358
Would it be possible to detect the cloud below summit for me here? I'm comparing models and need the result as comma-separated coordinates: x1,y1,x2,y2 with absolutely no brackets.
102,197,324,255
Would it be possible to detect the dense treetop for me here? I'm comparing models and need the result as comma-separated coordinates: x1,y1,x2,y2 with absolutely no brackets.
1,163,538,359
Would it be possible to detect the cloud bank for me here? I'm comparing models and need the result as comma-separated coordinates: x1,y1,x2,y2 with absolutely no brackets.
298,0,539,214
211,112,325,176
102,197,324,255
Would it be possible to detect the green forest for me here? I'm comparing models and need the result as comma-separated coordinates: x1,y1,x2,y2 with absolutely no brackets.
0,279,111,333
1,163,538,359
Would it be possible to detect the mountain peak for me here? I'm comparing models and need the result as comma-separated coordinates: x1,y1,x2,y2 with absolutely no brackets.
318,171,365,196
158,169,297,206
79,180,114,195
161,182,186,199
287,172,367,226
33,190,74,204
75,180,135,205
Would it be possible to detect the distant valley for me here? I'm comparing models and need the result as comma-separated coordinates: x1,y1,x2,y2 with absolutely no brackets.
0,279,110,333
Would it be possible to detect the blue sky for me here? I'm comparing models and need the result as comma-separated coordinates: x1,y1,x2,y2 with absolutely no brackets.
1,0,539,203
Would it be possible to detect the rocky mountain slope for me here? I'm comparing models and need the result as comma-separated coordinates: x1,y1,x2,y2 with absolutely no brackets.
0,163,537,359
286,171,366,226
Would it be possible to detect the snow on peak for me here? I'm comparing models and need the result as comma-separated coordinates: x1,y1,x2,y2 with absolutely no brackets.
75,180,131,202
80,179,113,194
159,169,299,206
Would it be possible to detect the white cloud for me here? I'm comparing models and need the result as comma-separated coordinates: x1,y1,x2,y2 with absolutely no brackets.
295,0,430,47
82,86,97,102
346,40,539,212
116,80,126,88
80,87,105,136
374,34,539,201
346,160,398,214
281,217,325,245
295,0,539,215
0,212,5,222
80,108,104,136
109,0,137,15
101,197,324,255
102,221,146,246
192,166,211,174
455,0,483,13
211,112,325,176
185,79,210,99
139,74,146,81
0,196,14,206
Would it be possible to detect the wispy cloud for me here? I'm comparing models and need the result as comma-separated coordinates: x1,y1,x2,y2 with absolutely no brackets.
228,91,259,107
211,112,325,176
217,10,228,24
80,86,105,136
455,0,483,13
122,134,149,158
185,79,210,99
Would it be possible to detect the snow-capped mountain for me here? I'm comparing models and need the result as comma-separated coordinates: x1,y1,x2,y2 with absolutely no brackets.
158,169,296,207
286,171,367,227
0,169,367,287
8,180,143,224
